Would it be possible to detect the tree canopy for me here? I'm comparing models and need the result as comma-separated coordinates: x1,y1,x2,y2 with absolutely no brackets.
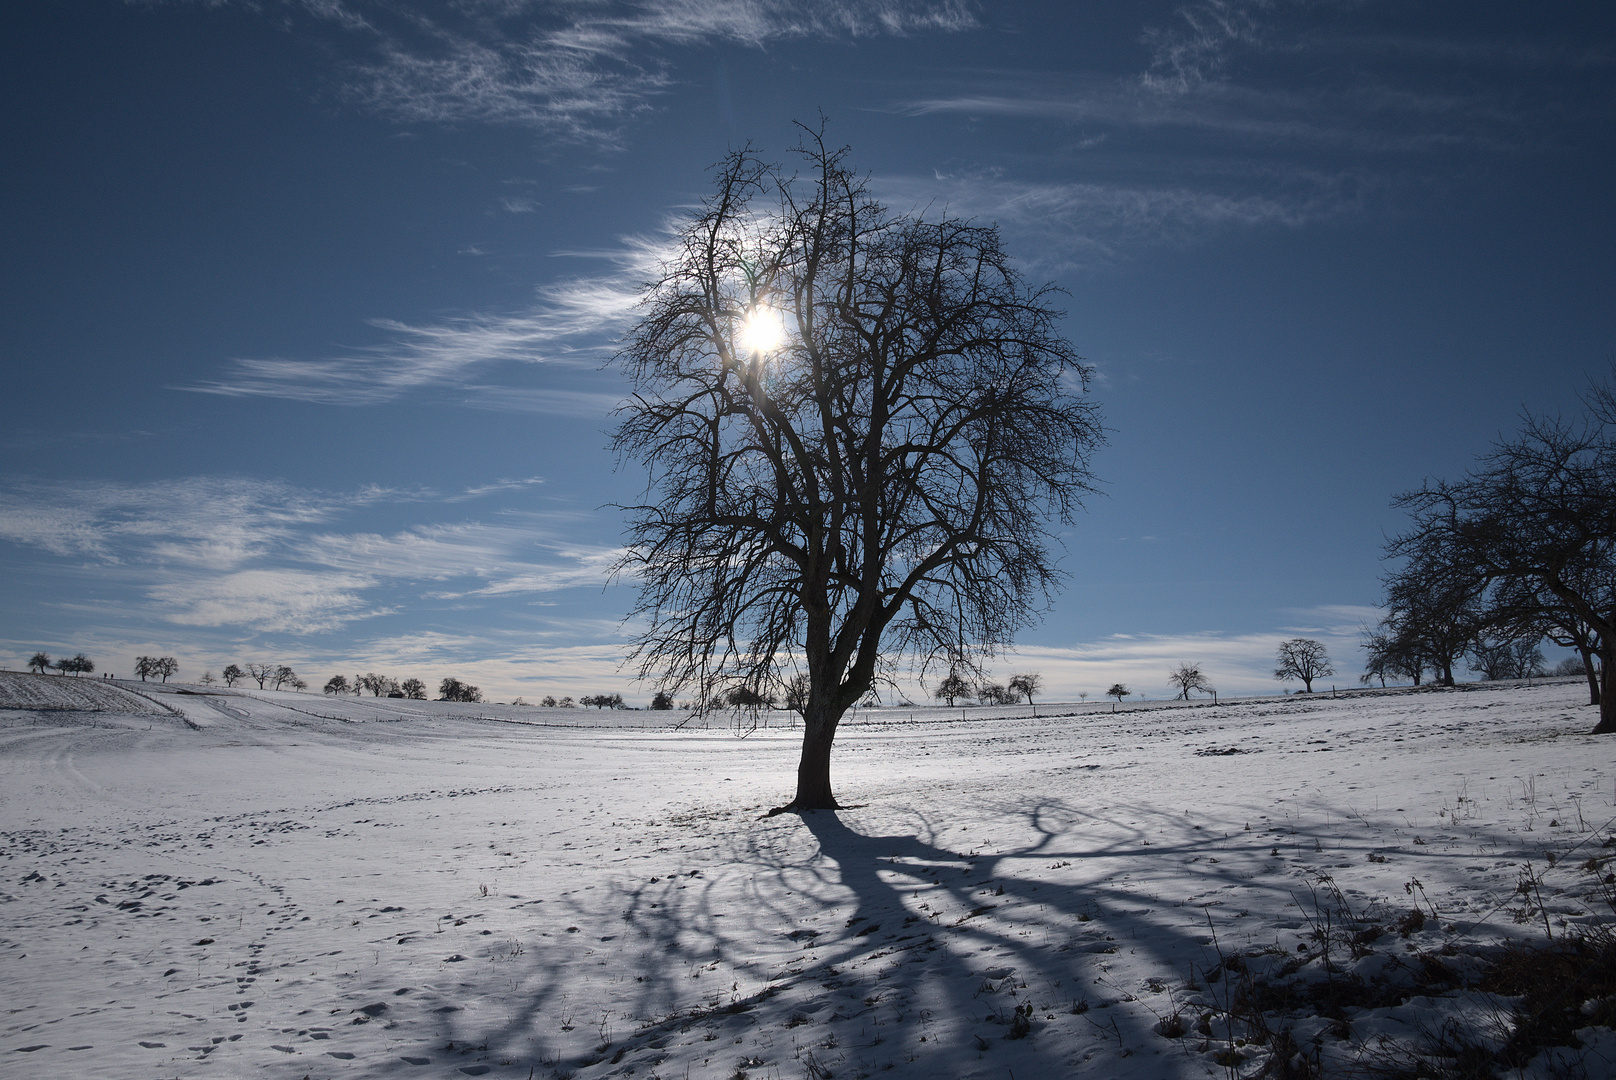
613,131,1102,810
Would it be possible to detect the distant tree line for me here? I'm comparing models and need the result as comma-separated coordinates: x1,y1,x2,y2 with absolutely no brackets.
29,651,94,676
1375,368,1613,732
930,671,1043,707
219,663,305,691
134,656,179,682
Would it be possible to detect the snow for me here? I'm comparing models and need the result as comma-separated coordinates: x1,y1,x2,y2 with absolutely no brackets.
2,672,1612,1079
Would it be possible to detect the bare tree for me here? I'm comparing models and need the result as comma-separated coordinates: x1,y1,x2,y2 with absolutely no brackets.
152,657,178,683
782,674,810,717
1106,682,1130,702
199,671,216,686
1007,672,1042,706
270,665,297,691
439,677,482,703
1360,624,1416,687
724,686,773,709
355,672,397,697
1273,638,1333,693
932,671,974,707
1168,663,1214,700
244,662,274,689
1468,634,1545,681
976,682,1012,705
221,664,244,687
613,133,1102,811
28,652,51,674
1379,555,1484,687
323,675,350,695
401,678,427,700
56,653,94,677
1390,369,1616,731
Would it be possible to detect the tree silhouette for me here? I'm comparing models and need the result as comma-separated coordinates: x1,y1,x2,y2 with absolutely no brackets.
613,132,1102,810
1273,639,1333,692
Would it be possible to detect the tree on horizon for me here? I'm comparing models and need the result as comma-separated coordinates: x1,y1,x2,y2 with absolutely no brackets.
612,131,1102,811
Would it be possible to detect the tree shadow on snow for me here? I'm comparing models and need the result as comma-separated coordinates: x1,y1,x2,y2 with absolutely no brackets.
426,791,1568,1078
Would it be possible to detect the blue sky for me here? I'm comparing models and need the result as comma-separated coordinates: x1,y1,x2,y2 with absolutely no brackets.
2,1,1612,703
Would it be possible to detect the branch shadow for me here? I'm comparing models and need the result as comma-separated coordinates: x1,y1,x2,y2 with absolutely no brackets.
422,786,1585,1078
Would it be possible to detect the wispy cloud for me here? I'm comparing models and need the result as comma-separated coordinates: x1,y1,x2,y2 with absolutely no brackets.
175,1,975,145
149,568,384,634
184,267,646,404
0,476,333,568
878,168,1364,266
0,475,618,634
879,2,1592,266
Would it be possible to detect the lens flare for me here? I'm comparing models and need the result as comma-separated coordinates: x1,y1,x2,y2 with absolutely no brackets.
738,307,786,354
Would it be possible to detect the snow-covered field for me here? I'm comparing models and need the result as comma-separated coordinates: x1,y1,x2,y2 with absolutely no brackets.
3,673,1613,1079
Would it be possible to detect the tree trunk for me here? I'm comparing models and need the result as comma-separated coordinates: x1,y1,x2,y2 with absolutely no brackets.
1579,644,1601,706
1301,677,1313,693
773,700,846,813
1592,647,1615,735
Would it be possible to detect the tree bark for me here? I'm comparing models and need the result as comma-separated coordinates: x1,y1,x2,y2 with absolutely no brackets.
1579,644,1601,706
1592,646,1615,734
777,702,845,812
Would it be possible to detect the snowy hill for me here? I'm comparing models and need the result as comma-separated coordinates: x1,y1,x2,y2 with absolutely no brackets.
2,676,1613,1078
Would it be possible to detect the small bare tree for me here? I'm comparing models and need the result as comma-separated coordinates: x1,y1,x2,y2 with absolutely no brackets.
1273,638,1333,693
28,651,51,674
1168,663,1214,700
613,132,1102,811
1007,672,1042,706
783,674,810,717
932,671,974,707
1106,682,1130,702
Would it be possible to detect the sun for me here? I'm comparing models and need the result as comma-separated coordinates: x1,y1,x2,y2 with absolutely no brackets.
738,306,786,354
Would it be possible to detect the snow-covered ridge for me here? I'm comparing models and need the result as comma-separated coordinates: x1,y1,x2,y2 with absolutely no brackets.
0,670,168,713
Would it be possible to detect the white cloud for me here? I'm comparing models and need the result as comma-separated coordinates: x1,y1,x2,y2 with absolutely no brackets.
0,476,334,568
148,568,383,634
185,245,653,404
0,475,618,637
